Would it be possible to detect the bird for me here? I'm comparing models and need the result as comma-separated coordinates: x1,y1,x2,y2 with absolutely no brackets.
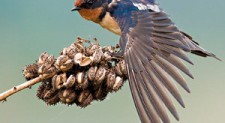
72,0,220,122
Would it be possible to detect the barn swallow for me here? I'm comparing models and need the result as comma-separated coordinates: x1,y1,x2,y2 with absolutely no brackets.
72,0,219,122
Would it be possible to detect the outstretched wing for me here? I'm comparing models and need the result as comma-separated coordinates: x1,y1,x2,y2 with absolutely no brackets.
111,2,217,123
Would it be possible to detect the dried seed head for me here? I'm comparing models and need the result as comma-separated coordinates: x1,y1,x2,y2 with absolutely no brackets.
40,66,57,79
106,70,116,92
43,90,55,99
63,74,76,88
74,53,83,64
119,60,127,76
94,66,107,85
74,42,85,53
61,73,67,83
52,73,67,90
115,62,123,76
75,77,89,90
26,37,129,107
23,64,39,80
102,46,116,53
93,85,108,101
87,66,97,81
37,82,48,100
103,51,112,61
52,75,63,90
91,49,103,64
36,83,60,105
37,52,49,65
78,90,93,108
38,64,50,74
86,44,100,56
76,72,84,84
62,48,68,55
38,55,55,74
55,55,73,72
59,89,77,104
113,76,124,92
62,47,77,59
45,94,60,105
79,57,92,67
55,55,69,66
46,55,55,66
60,59,73,72
87,66,98,81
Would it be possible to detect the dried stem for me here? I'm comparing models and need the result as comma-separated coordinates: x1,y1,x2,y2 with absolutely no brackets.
0,76,43,102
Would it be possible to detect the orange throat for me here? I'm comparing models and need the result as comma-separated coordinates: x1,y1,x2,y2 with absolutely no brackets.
78,7,103,23
78,8,121,35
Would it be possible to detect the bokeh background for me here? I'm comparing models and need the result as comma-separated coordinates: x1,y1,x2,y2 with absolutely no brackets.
0,0,224,123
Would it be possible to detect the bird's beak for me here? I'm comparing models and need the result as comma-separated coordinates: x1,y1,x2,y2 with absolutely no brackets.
71,6,81,11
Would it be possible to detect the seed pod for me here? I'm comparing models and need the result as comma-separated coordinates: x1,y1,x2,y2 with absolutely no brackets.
91,49,103,64
52,73,67,90
119,60,127,76
76,72,84,84
52,75,63,90
55,55,69,66
86,44,100,56
45,94,60,105
79,57,92,67
115,62,123,76
103,51,112,61
41,66,57,79
37,82,49,100
87,66,97,81
26,38,130,107
75,77,89,90
106,70,116,91
78,90,93,108
38,64,48,74
36,83,60,105
70,38,86,53
37,52,49,65
43,89,56,99
46,55,55,66
63,74,76,88
94,66,107,85
74,42,85,53
62,48,68,55
62,47,77,59
74,53,83,64
93,85,108,101
23,64,39,80
113,76,124,92
61,73,67,83
59,89,77,105
102,46,116,53
38,55,54,74
60,59,73,72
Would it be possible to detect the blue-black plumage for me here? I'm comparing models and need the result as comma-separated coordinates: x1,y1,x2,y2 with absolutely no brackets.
72,0,220,122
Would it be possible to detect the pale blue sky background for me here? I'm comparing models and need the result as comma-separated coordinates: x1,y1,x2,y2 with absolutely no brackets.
0,0,224,123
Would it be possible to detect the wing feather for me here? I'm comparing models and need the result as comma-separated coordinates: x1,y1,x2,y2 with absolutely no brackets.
111,3,217,122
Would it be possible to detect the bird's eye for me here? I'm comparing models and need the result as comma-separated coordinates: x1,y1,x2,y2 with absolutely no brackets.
86,0,93,4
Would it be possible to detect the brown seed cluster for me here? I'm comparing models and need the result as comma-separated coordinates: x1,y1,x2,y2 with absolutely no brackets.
23,37,127,107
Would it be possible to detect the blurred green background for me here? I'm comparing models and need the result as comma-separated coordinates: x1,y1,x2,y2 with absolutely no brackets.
0,0,224,123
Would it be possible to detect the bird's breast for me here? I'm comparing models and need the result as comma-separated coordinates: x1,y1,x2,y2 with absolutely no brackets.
99,12,121,35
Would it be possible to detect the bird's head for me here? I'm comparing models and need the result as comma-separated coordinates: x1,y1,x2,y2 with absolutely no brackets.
72,0,108,22
72,0,107,11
